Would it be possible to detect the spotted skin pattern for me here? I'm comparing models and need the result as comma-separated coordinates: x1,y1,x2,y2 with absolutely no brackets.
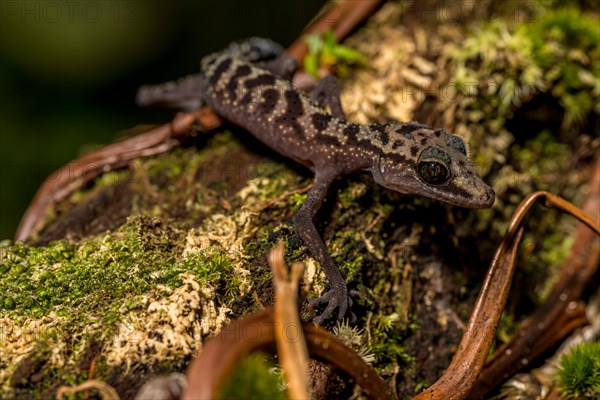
138,38,495,324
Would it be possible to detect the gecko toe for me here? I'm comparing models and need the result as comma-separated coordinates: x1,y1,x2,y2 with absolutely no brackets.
349,312,357,324
308,289,354,324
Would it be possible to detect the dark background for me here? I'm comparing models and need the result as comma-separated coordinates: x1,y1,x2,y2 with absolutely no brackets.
0,0,323,240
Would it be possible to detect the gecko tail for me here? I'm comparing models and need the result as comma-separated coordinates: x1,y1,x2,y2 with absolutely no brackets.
136,73,206,111
137,38,285,111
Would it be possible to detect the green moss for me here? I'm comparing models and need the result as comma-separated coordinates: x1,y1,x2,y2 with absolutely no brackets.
370,331,414,366
557,341,600,399
368,306,417,368
522,7,600,127
0,217,237,322
0,212,245,395
490,312,519,355
451,20,545,115
288,193,307,212
337,181,368,209
443,3,598,220
511,130,570,175
445,2,593,323
218,353,286,400
449,4,599,130
304,29,367,79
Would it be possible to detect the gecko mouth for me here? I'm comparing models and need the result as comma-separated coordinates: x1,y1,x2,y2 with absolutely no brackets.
392,177,495,209
439,185,495,208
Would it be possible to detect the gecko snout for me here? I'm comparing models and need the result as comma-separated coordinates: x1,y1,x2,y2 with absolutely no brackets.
480,187,495,207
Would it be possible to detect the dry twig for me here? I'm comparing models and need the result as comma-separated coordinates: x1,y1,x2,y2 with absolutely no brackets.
270,241,310,399
56,380,119,400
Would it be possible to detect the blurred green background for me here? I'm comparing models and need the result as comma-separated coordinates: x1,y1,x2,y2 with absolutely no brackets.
0,0,323,240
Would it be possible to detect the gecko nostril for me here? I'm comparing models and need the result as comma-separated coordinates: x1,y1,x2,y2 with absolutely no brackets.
481,187,495,204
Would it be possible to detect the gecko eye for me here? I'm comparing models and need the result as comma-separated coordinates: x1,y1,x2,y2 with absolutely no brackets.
417,147,451,185
418,161,450,185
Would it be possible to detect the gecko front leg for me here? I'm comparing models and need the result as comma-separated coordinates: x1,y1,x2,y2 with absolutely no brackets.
294,168,356,324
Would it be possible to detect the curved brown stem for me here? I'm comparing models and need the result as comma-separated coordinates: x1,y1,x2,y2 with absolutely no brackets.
468,157,600,399
413,158,600,400
182,307,390,400
412,226,524,400
414,158,600,400
14,111,217,242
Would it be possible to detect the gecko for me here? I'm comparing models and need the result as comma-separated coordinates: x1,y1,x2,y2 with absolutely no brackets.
137,38,495,324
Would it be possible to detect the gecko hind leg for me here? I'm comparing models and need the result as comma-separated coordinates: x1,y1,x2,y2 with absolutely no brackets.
256,55,298,80
310,75,345,119
225,37,284,63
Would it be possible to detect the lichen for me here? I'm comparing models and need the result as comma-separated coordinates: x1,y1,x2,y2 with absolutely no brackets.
103,272,231,372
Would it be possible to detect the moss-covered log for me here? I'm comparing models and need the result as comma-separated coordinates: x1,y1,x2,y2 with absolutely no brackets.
1,1,598,398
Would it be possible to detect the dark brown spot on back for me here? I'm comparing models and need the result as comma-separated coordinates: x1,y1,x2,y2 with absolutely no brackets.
274,89,306,139
410,146,419,156
392,140,404,150
358,140,384,157
395,122,428,139
369,123,389,145
258,88,280,115
283,89,304,117
225,64,252,98
343,124,360,144
209,57,233,87
311,113,332,132
239,92,253,105
244,74,276,90
318,134,342,147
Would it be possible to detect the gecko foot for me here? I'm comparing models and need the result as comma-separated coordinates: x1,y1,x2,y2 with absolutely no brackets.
308,288,357,325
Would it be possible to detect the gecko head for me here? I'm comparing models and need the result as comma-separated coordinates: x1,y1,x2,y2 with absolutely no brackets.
369,123,495,208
